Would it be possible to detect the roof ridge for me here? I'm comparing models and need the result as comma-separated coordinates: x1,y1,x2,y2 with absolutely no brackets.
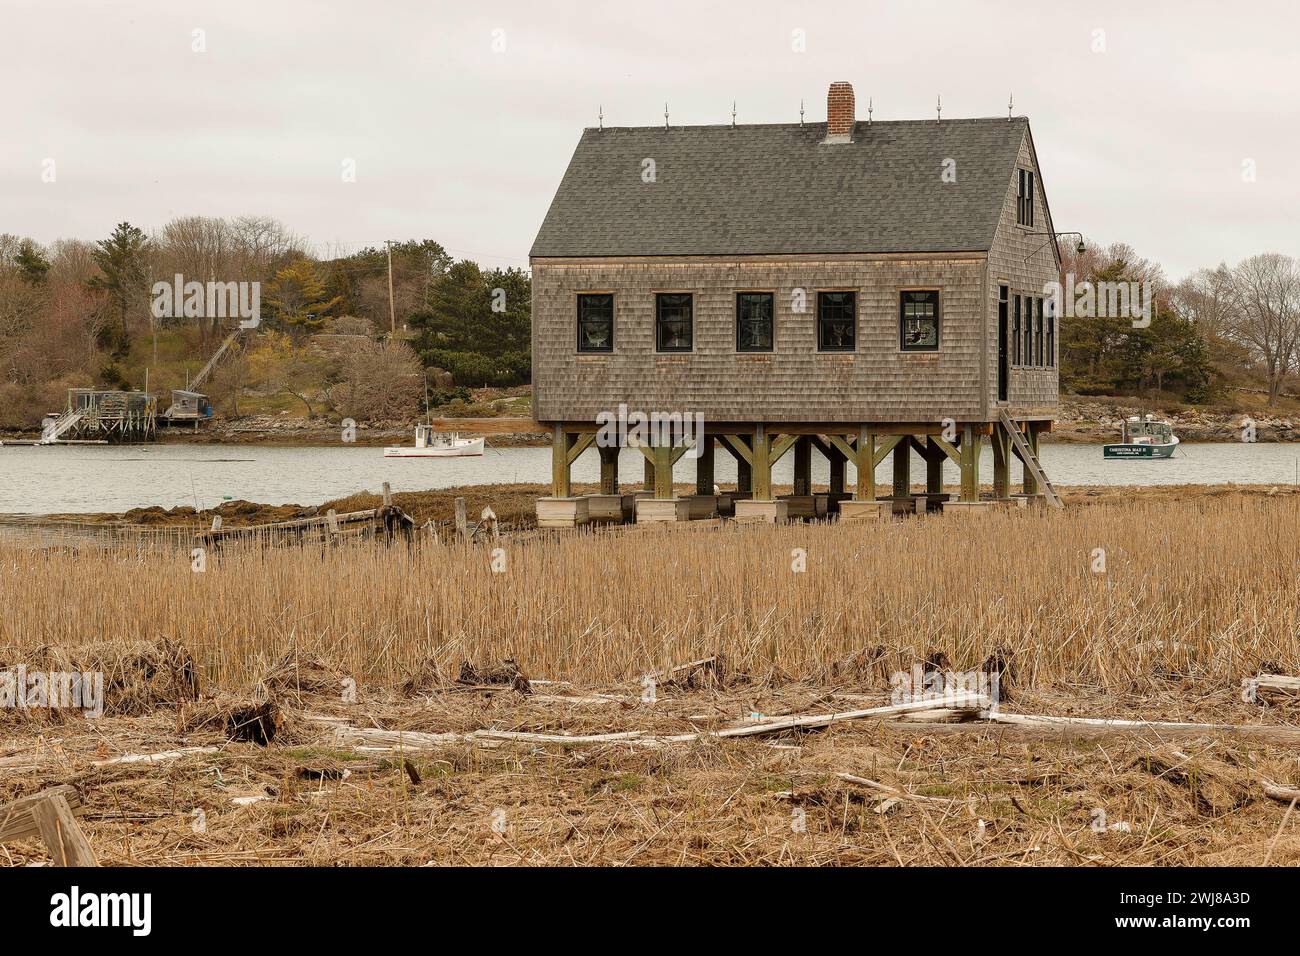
583,116,1029,132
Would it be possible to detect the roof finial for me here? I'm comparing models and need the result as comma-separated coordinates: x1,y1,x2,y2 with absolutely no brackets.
598,104,603,131
1008,93,1014,121
799,99,805,126
936,94,942,124
664,103,669,129
867,97,873,126
731,100,736,127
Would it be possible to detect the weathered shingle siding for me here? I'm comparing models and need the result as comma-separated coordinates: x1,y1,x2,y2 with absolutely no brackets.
985,130,1060,417
532,255,987,424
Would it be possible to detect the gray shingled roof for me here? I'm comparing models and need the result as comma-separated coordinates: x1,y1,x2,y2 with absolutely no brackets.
531,117,1030,258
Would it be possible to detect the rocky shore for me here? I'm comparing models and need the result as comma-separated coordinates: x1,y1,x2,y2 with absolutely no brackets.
3,401,1296,446
1049,400,1298,443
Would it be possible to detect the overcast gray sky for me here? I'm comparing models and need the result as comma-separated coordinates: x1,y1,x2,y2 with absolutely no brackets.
4,0,1298,279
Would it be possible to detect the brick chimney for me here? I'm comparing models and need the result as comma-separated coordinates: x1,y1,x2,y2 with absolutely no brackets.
824,81,855,142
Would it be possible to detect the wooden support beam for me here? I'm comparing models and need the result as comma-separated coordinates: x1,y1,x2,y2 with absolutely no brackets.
891,436,912,498
736,457,752,493
598,445,619,495
818,436,847,496
991,424,1011,499
960,425,981,502
642,454,655,492
929,436,961,465
1022,423,1040,496
566,432,596,465
719,434,753,466
827,434,857,462
551,424,571,497
670,440,694,466
923,438,944,494
695,435,715,495
792,436,813,496
769,433,797,466
872,434,903,468
854,427,875,501
752,424,773,500
653,444,674,499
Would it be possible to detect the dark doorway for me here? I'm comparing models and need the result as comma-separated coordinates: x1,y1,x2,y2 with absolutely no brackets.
997,285,1009,402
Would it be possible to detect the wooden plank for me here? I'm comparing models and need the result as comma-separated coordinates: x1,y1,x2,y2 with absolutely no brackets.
0,785,83,843
33,794,98,866
1255,674,1300,703
454,498,468,539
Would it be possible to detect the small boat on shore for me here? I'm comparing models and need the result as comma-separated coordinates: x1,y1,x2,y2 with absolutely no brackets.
384,425,484,458
1103,415,1180,459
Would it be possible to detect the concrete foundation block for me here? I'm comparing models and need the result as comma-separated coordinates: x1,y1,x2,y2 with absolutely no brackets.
839,500,893,521
635,497,691,523
681,494,719,519
778,494,819,519
585,494,625,522
734,499,789,523
537,497,590,529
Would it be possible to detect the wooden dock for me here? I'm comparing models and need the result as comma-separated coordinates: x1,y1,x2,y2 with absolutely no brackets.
195,484,415,548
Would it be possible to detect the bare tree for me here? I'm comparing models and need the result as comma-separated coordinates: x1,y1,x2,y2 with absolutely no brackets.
1222,253,1300,405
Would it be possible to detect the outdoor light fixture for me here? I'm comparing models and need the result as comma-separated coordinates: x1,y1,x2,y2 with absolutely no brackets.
1024,231,1086,261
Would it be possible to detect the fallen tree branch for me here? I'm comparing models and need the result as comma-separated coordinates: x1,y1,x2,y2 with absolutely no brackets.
312,694,992,753
90,746,219,767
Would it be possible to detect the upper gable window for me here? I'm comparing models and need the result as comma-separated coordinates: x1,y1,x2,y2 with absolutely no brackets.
1017,168,1035,227
899,291,939,352
576,293,613,352
816,291,856,352
655,293,693,352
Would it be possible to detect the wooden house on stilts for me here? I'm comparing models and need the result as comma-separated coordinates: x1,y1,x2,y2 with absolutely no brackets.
530,81,1063,527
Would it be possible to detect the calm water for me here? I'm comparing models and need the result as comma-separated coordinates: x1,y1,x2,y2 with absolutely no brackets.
1,440,1298,515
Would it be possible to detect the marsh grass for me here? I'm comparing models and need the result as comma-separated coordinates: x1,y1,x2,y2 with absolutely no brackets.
2,495,1295,695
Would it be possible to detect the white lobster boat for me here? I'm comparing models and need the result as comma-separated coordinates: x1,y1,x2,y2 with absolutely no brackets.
384,425,484,458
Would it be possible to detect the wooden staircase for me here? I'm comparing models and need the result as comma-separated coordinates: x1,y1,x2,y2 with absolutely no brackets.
39,407,84,444
998,408,1062,508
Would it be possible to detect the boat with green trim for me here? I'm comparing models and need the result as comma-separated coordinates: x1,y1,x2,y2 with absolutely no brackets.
1103,415,1180,459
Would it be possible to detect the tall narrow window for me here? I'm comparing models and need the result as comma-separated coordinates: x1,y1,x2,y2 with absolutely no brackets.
576,293,613,352
1023,295,1033,366
1035,297,1044,366
1017,169,1035,227
1046,300,1056,367
1012,295,1022,365
817,291,856,351
736,292,774,352
899,290,940,351
655,293,693,352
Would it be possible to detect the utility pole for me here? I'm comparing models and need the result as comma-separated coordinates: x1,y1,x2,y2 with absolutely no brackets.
386,240,397,335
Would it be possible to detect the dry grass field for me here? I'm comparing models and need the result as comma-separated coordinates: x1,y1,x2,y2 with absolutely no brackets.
1,488,1298,865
